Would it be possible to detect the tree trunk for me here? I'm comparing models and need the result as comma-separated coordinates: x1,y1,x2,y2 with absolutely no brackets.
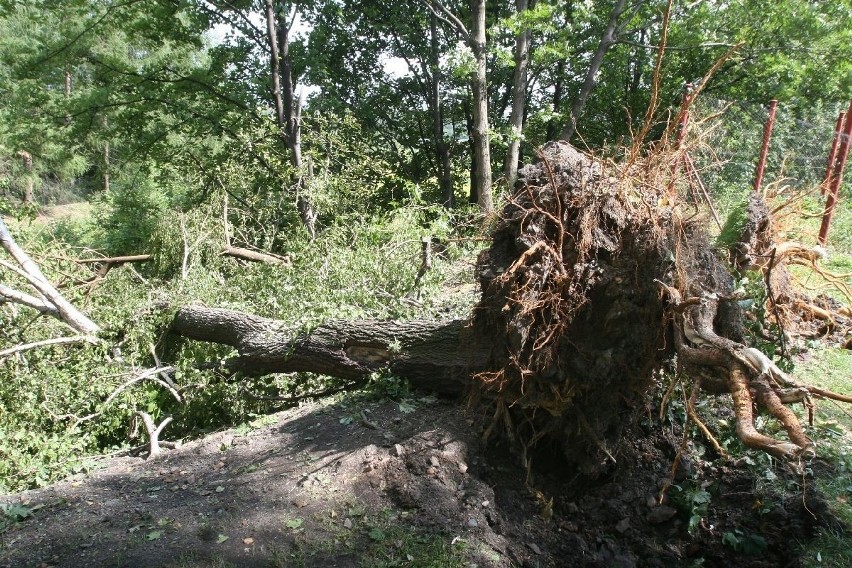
103,115,110,193
463,99,478,204
429,13,454,208
17,151,35,204
546,60,565,141
469,0,493,214
503,0,531,190
171,307,478,396
560,0,628,141
264,0,316,239
0,218,100,334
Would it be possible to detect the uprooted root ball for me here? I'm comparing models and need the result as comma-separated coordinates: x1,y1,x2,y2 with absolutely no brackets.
472,142,678,476
471,141,847,477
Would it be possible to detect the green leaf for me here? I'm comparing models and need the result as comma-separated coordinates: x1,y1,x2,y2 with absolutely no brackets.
368,527,385,541
216,534,229,543
146,530,162,540
285,518,303,529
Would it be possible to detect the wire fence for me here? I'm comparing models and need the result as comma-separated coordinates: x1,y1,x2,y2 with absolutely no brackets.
684,96,852,250
689,97,847,204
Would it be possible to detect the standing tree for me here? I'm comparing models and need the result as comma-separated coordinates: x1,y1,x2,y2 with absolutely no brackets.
502,0,532,189
424,0,493,214
559,0,629,141
264,0,317,238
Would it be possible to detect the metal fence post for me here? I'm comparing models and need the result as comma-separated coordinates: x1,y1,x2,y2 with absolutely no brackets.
818,100,852,246
822,110,847,195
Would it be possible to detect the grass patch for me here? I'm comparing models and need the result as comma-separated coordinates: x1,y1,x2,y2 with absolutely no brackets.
796,348,852,568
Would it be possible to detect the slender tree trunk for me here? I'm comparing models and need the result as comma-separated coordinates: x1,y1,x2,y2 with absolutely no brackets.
546,60,565,141
17,151,34,204
64,69,72,125
463,99,479,205
503,0,532,190
264,0,316,239
103,115,110,193
429,14,454,208
560,0,628,141
469,0,493,213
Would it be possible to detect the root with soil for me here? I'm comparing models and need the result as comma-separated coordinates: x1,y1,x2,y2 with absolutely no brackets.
470,141,851,476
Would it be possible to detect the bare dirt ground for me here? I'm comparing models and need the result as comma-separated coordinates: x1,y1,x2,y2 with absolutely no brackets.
0,389,841,568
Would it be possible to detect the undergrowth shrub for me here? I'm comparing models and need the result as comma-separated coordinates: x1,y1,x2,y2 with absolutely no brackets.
0,197,480,492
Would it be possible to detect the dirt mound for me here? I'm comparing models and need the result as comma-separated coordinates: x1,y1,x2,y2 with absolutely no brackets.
0,392,837,568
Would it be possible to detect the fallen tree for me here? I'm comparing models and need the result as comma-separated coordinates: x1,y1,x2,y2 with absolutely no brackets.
170,142,851,475
0,217,100,335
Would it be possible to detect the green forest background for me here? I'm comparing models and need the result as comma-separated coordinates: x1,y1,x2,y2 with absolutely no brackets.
1,3,851,549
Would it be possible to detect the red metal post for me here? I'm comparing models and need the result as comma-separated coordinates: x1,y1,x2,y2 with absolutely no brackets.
822,110,846,195
753,100,778,193
818,99,852,246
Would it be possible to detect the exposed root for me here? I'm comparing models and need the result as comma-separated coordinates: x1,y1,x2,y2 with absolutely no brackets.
471,140,849,475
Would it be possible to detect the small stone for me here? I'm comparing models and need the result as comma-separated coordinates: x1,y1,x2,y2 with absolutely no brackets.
343,518,352,529
392,444,405,457
467,517,478,528
458,462,468,474
527,542,542,555
292,497,309,508
430,456,440,467
646,506,678,524
561,521,579,532
615,518,630,533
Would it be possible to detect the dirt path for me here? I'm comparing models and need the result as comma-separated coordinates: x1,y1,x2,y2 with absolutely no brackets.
0,393,837,568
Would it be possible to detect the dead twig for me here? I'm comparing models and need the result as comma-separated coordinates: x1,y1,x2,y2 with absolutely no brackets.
133,411,174,458
0,335,97,361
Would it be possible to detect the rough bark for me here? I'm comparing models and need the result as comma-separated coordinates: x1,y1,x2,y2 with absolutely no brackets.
560,0,628,141
171,307,477,396
469,0,493,213
429,13,455,208
264,0,317,239
503,0,532,190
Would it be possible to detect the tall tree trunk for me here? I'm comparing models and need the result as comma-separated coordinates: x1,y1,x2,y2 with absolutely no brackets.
469,0,493,214
264,0,316,239
463,99,479,205
546,60,565,141
64,68,72,125
560,0,628,141
429,14,454,208
103,115,110,193
503,0,532,190
17,151,34,204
